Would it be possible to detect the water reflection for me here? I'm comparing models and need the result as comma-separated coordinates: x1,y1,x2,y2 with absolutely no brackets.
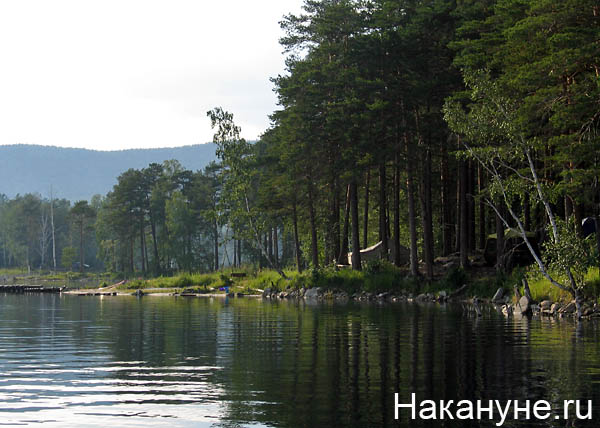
0,294,599,427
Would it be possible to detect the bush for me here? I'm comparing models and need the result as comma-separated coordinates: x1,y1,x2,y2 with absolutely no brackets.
439,267,467,290
173,274,193,288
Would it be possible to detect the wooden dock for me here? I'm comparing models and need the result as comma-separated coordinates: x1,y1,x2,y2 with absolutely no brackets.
0,285,64,294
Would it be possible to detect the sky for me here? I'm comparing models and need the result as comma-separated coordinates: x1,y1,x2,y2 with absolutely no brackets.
0,0,304,151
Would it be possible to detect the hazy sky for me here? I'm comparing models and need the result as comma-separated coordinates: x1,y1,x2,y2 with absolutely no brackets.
0,0,304,151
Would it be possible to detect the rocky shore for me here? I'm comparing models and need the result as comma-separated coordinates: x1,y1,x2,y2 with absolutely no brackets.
261,285,600,320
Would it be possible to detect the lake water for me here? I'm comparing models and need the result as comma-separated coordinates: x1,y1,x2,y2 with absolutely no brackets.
0,294,599,427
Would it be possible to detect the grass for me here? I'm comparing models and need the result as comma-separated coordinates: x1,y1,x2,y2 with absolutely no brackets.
525,267,600,303
12,261,600,302
109,262,509,297
0,268,28,276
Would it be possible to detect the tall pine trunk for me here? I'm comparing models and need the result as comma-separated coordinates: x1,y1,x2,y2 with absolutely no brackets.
50,188,56,270
339,184,351,264
333,179,340,261
478,165,486,250
293,196,303,272
420,146,434,279
213,218,219,271
459,157,469,268
393,152,401,267
363,170,370,248
496,207,505,272
468,161,476,251
140,219,146,275
379,162,388,259
308,180,319,268
350,180,361,271
440,136,452,256
273,226,279,266
405,133,419,277
267,228,273,261
79,222,84,273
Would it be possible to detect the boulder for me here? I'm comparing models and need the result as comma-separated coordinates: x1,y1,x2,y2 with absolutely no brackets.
443,261,457,270
336,291,349,300
550,302,562,314
560,301,577,314
304,287,322,299
517,295,531,315
540,300,552,310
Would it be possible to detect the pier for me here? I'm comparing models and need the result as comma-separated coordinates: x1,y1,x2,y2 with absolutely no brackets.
0,285,64,293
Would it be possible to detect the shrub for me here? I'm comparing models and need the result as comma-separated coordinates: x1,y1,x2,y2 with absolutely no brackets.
173,274,193,289
439,267,467,290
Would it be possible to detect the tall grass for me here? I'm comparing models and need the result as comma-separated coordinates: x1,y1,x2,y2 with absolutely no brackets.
526,267,600,302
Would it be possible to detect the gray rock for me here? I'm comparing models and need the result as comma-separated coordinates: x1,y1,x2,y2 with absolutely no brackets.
492,288,504,302
561,301,577,314
304,287,322,299
337,291,349,300
416,293,427,301
540,300,552,310
517,295,531,315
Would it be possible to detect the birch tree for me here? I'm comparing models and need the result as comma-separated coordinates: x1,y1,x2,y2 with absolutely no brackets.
444,70,593,319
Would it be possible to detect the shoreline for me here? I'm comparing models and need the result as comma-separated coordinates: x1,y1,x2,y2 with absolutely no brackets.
58,285,599,321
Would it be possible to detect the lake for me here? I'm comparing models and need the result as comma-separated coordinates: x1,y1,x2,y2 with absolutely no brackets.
0,294,599,427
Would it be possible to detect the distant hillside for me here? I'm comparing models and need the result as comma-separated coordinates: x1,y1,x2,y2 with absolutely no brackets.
0,144,217,201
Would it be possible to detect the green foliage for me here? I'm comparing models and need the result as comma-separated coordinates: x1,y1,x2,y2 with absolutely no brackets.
173,274,194,289
542,218,595,289
219,274,233,288
438,267,468,291
61,247,77,271
246,270,288,291
526,267,600,303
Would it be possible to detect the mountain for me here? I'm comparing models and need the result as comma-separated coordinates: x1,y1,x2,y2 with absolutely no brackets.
0,144,217,202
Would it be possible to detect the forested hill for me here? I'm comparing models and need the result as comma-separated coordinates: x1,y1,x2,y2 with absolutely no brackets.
0,144,217,201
